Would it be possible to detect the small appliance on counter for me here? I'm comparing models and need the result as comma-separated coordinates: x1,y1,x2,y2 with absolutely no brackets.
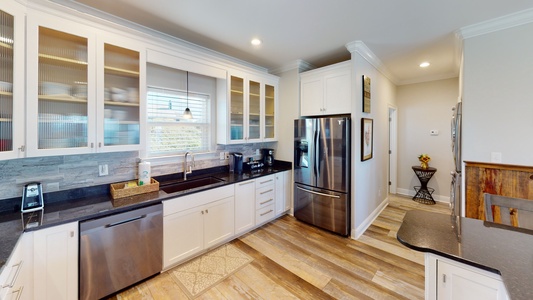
244,160,264,172
229,152,243,174
261,148,274,167
21,182,44,213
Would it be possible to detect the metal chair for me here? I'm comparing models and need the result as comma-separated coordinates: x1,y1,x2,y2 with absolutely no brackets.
484,193,533,230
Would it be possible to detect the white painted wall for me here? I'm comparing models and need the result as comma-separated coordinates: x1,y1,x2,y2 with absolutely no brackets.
349,47,397,237
274,68,300,162
463,22,533,165
396,78,458,202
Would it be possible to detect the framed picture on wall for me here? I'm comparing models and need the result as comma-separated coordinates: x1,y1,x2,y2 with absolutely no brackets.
362,75,371,113
361,118,373,161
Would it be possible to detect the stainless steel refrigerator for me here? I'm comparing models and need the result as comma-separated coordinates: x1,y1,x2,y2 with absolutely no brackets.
294,116,350,236
450,102,462,217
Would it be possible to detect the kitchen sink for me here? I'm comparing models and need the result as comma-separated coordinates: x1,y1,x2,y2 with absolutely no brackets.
159,176,225,194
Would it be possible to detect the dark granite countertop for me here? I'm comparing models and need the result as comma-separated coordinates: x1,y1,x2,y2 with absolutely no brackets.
397,210,533,300
0,161,291,273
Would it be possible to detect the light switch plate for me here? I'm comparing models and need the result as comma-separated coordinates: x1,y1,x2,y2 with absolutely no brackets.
430,129,439,136
99,164,109,176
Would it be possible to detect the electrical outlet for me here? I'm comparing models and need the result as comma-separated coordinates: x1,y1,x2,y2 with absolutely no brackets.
256,149,260,155
99,164,108,176
219,152,225,160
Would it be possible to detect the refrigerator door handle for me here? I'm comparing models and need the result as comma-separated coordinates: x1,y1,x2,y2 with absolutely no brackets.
296,186,340,199
313,126,319,177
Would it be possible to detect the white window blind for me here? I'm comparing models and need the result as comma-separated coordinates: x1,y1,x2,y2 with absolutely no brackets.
147,86,211,156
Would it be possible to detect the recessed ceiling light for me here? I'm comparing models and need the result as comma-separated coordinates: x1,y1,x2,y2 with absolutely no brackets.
419,62,430,68
251,38,262,46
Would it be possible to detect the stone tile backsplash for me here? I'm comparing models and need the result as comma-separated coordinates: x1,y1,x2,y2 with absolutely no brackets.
0,142,276,201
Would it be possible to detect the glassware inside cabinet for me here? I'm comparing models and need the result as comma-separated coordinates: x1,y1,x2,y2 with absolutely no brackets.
38,27,89,149
0,10,14,151
248,80,260,140
265,84,275,139
230,76,244,140
103,44,140,146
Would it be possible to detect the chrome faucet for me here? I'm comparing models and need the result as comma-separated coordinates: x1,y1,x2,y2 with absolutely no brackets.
184,151,193,180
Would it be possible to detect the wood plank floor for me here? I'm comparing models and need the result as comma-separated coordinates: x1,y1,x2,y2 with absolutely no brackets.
110,194,450,299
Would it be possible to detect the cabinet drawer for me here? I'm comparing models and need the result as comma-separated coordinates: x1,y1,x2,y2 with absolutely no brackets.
255,175,275,188
163,184,234,216
256,185,275,209
256,204,275,225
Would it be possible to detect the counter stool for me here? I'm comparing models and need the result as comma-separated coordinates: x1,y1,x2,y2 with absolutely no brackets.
484,193,533,230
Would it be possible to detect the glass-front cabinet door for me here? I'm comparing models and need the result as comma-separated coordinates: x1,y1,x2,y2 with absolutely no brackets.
26,15,96,156
264,83,276,140
248,80,261,141
229,75,244,142
0,3,24,159
98,39,142,151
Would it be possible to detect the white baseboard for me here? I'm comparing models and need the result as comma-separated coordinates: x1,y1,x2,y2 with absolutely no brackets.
396,188,449,203
351,197,389,240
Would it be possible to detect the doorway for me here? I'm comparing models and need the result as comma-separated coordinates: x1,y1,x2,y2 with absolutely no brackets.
388,106,398,194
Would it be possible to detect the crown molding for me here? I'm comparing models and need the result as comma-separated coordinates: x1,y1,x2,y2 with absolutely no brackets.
397,72,458,86
269,59,315,75
458,7,533,40
345,41,398,85
41,0,269,73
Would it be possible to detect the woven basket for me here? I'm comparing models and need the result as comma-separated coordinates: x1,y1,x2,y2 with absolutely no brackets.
110,178,159,199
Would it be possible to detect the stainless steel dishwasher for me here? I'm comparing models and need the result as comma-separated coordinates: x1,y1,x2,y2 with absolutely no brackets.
79,204,163,300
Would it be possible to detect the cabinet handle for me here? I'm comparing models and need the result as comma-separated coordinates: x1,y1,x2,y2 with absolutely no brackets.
12,286,24,300
260,209,273,216
259,179,273,185
442,274,446,283
70,231,74,238
239,181,254,186
98,142,102,148
18,145,25,152
260,189,273,195
3,260,23,288
206,209,208,214
260,199,273,205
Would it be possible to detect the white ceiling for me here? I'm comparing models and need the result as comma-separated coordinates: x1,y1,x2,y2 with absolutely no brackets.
58,0,533,85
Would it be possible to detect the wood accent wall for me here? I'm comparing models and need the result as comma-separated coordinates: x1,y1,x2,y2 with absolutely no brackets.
465,161,533,220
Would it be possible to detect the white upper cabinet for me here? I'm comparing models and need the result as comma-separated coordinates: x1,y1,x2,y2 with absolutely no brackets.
26,14,96,157
26,12,144,157
97,35,145,152
217,71,278,144
300,61,351,116
0,2,25,159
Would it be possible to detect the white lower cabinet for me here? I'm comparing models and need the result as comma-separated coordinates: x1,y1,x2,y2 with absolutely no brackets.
426,253,509,300
275,170,291,216
234,179,256,235
33,222,78,300
255,175,276,225
163,185,235,269
0,233,33,300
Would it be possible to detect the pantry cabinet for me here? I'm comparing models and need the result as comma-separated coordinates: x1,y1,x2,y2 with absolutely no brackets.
217,71,278,144
0,3,25,160
33,222,78,300
300,61,351,116
26,13,144,157
426,253,509,300
163,185,235,269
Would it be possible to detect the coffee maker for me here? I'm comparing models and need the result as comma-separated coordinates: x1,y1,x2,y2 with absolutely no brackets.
229,152,243,174
261,148,274,167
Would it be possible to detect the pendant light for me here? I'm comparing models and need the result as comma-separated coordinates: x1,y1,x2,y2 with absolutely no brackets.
183,71,193,119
